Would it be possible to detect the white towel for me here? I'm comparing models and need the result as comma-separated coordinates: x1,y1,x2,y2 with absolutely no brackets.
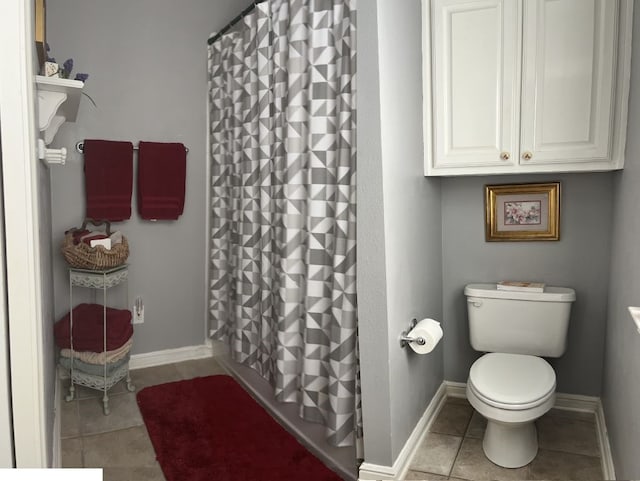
59,336,133,365
109,230,123,246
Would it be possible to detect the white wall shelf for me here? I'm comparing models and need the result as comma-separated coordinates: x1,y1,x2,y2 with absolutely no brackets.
35,75,84,145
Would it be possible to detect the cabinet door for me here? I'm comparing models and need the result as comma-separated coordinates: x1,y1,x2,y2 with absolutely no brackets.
431,0,520,171
520,0,617,165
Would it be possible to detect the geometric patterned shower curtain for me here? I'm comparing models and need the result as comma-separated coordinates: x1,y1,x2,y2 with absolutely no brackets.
207,0,360,449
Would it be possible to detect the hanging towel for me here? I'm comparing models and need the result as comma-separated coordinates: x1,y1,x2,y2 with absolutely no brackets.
84,139,134,221
137,141,186,220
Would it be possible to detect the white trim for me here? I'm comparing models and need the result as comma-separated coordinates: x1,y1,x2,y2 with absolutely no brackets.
421,0,433,176
204,55,212,345
359,381,615,480
358,383,448,481
206,338,229,357
553,392,600,413
610,0,634,170
128,344,213,370
0,0,48,467
52,370,62,468
596,401,616,480
444,380,467,399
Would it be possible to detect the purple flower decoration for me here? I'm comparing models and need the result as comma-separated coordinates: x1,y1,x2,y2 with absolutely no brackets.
74,73,89,82
63,58,74,77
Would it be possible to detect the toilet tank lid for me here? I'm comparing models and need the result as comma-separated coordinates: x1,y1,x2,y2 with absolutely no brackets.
464,283,576,302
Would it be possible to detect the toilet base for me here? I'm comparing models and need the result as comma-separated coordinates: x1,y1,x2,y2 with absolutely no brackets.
483,419,537,468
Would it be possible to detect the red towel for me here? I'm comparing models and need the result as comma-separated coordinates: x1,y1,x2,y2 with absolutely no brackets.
137,141,186,220
54,303,133,352
84,140,134,221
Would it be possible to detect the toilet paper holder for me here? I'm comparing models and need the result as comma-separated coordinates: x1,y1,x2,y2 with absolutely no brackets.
400,318,426,348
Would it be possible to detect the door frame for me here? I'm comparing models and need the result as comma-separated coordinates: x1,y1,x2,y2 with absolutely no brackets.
0,0,49,467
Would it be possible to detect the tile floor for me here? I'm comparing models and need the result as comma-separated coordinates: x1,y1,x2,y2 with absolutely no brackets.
62,364,604,481
60,357,228,481
405,397,604,481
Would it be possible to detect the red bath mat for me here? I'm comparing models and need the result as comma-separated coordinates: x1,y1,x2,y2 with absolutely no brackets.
137,375,343,481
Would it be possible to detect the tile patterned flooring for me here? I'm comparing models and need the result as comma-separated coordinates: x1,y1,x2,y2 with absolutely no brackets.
62,363,604,481
405,397,604,481
60,357,228,481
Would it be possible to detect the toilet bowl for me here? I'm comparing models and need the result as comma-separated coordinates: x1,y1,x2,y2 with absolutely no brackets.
466,352,556,467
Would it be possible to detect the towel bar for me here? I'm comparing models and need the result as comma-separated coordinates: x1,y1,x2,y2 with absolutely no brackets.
75,141,189,154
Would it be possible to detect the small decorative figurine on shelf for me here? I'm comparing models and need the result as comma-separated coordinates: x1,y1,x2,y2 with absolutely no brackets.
42,44,96,107
43,44,89,81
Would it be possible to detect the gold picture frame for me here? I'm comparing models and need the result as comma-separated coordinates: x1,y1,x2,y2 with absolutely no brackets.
485,182,560,242
35,0,46,71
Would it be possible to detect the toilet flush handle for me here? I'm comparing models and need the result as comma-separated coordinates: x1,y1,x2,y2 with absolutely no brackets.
467,298,483,308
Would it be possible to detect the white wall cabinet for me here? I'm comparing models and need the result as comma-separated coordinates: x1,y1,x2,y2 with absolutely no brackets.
424,0,633,176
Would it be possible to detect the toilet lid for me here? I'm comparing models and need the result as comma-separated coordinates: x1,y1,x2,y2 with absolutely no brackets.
468,353,555,407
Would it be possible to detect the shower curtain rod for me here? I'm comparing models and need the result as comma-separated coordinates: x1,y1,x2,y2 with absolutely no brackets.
208,0,268,45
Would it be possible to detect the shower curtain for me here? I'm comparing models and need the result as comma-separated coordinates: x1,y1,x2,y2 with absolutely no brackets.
207,0,359,449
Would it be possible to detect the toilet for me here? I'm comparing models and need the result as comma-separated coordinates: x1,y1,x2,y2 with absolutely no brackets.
464,283,576,468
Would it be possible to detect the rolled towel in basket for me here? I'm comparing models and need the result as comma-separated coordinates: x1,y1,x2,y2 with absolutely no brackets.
59,336,133,365
59,353,130,377
54,303,133,352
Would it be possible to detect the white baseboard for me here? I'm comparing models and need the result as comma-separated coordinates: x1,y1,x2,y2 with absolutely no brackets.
358,383,448,481
553,392,599,413
595,401,616,480
549,392,615,480
444,380,466,399
129,343,213,370
359,381,615,481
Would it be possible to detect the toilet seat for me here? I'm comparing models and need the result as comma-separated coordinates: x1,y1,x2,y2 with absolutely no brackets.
468,353,556,410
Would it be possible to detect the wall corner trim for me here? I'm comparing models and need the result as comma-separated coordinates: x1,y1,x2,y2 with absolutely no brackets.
358,382,448,481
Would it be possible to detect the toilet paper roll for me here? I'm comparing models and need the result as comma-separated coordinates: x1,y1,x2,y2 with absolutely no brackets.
407,318,443,354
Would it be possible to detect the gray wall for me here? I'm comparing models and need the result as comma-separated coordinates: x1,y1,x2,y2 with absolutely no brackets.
441,173,613,396
358,0,444,466
357,0,392,465
47,0,251,354
602,6,640,479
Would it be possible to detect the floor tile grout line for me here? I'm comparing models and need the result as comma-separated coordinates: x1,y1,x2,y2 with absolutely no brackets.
449,437,469,479
535,446,602,460
447,409,474,478
80,435,86,468
81,423,147,440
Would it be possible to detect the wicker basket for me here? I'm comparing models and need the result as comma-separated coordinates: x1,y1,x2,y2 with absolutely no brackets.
61,219,129,270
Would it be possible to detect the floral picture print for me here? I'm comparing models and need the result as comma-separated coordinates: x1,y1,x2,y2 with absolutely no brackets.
485,183,560,241
504,201,541,225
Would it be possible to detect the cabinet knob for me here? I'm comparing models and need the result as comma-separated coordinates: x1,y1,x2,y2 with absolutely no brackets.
522,151,533,161
500,152,510,161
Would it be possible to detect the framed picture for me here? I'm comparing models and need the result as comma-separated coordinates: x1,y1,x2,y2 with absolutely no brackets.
35,0,46,71
485,182,560,242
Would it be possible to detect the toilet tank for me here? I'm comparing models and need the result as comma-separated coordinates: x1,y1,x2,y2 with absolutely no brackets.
464,283,576,358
